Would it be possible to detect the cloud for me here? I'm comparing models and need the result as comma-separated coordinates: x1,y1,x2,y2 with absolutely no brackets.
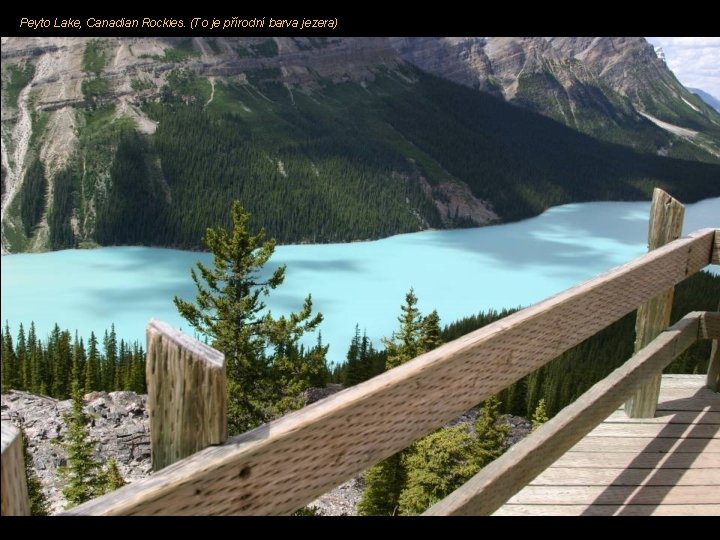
646,37,720,98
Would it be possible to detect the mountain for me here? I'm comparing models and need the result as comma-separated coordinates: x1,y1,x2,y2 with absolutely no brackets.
390,37,720,160
689,88,720,113
1,37,719,253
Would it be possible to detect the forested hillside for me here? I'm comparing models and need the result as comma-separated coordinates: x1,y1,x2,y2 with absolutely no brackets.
2,37,719,252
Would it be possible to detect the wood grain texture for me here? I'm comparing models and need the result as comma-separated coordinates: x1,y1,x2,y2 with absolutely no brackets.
1,423,30,516
494,375,719,516
65,230,715,516
587,423,718,438
712,229,720,265
505,485,719,505
626,189,685,418
603,410,720,424
424,316,701,516
146,320,227,471
553,451,719,469
706,304,720,392
530,467,719,486
494,504,720,516
570,437,720,453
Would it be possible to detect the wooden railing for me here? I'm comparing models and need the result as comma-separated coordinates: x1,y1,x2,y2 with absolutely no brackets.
1,206,718,516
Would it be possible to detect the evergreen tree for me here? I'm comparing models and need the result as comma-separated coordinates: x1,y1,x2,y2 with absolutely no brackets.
359,290,443,515
474,396,510,467
357,453,406,516
398,425,480,515
101,457,125,491
84,332,101,394
2,321,18,391
531,398,549,430
20,426,49,516
383,289,423,369
103,326,117,391
58,383,106,508
174,201,324,434
420,310,443,352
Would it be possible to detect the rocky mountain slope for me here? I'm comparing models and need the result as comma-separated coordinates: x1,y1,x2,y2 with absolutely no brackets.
390,37,720,158
2,37,718,253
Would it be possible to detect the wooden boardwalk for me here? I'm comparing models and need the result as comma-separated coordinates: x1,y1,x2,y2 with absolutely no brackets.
495,375,720,516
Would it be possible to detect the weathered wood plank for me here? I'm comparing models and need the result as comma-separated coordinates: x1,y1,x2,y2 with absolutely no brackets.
712,229,720,265
658,373,716,388
424,314,701,516
626,189,685,418
586,423,718,439
707,305,720,392
1,423,30,516
494,504,720,516
700,311,720,340
554,451,719,469
146,320,227,471
603,410,720,424
65,231,715,516
530,467,719,486
570,437,720,453
506,485,719,505
708,340,719,392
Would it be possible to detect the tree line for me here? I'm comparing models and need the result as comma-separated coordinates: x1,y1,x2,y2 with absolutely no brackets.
1,323,146,399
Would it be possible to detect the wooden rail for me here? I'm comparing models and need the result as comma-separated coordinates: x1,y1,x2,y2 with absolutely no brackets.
1,424,29,516
424,311,719,515
57,227,717,516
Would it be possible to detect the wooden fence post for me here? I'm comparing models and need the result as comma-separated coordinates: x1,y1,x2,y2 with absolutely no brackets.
707,302,720,392
1,422,30,516
146,319,227,471
625,189,684,417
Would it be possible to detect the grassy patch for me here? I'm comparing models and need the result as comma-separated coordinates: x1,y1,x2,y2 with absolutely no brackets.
2,62,35,107
82,40,108,75
81,77,110,100
160,39,200,62
130,78,155,92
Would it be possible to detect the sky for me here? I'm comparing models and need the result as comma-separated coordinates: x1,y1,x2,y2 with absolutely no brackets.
646,37,720,98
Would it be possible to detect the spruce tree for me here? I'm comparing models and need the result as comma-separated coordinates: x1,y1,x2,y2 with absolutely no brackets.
398,425,479,515
84,332,101,394
359,290,443,515
474,396,510,466
101,457,126,491
174,201,324,434
2,321,18,391
382,289,423,369
58,383,106,508
531,398,549,430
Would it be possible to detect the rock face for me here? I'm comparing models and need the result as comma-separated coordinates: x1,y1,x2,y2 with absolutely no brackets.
1,390,150,514
389,37,720,155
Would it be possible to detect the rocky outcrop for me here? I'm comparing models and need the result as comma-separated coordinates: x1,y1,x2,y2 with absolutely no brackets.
1,390,150,514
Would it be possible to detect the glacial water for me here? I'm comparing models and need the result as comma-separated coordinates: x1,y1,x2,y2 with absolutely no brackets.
2,198,717,365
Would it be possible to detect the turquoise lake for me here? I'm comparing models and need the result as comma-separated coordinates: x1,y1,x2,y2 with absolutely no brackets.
2,198,718,366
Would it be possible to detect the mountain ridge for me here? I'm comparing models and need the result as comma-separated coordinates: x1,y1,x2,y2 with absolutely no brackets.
2,37,718,253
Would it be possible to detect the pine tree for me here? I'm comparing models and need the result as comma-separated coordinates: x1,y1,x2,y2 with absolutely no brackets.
474,396,510,467
174,201,324,434
383,288,423,369
58,383,106,508
357,453,406,516
101,457,125,491
359,290,442,515
420,310,443,352
2,321,18,391
84,332,101,394
398,425,479,515
531,398,549,430
20,427,49,516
